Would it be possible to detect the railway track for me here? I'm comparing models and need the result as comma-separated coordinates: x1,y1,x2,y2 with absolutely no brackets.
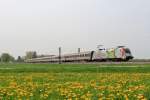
37,61,150,65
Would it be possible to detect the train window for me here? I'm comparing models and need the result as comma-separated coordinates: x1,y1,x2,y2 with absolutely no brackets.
125,49,131,53
85,54,89,56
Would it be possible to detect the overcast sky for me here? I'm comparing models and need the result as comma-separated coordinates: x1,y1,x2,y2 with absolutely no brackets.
0,0,150,58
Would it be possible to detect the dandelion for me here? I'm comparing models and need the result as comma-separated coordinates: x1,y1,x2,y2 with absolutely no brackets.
90,80,96,87
137,94,145,99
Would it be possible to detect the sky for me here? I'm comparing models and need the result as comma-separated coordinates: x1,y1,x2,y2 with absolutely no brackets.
0,0,150,58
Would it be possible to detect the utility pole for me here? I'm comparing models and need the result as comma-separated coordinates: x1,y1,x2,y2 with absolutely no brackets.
59,47,61,64
78,48,80,53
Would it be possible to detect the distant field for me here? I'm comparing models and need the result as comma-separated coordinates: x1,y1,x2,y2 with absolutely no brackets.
0,63,150,73
0,63,150,99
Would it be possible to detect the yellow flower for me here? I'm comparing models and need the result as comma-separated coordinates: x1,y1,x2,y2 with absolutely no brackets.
90,80,96,87
137,94,145,99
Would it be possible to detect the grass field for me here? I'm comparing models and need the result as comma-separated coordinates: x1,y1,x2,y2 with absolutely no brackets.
0,63,150,100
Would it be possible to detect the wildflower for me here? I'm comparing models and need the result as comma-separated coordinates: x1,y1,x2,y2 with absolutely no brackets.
90,80,96,87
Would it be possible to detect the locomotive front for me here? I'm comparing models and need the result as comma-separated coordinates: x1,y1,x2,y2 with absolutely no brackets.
124,48,134,60
116,46,134,61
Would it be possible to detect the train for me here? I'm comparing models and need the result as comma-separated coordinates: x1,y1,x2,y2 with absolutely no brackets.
25,46,133,63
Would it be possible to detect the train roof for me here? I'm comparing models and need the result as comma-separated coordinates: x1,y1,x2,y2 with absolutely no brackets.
63,51,92,56
117,46,125,48
26,51,92,61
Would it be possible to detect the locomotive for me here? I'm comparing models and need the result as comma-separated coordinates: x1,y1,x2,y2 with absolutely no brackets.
26,46,133,63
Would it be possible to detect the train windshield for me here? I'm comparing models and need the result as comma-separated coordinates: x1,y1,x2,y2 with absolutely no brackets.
125,48,131,53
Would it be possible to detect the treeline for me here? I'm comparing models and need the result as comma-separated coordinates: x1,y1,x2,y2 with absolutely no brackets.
0,51,37,63
0,53,15,63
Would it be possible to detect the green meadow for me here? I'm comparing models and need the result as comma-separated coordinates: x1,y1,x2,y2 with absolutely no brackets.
0,63,150,99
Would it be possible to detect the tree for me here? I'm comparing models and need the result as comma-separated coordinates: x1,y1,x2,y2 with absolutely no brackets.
25,51,37,59
17,56,24,62
1,53,14,62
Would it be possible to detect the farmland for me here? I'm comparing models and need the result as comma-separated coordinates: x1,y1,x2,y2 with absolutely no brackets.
0,63,150,100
